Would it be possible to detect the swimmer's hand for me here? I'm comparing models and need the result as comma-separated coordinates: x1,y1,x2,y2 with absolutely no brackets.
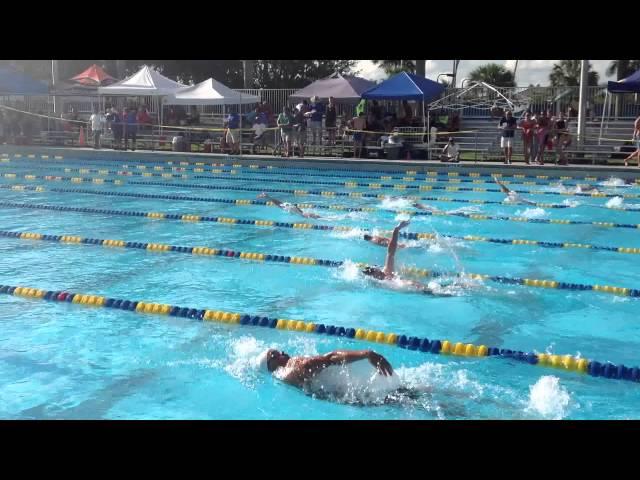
368,351,394,376
397,220,410,230
257,192,267,198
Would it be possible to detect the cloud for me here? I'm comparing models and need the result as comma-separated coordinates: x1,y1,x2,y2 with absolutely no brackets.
355,60,615,86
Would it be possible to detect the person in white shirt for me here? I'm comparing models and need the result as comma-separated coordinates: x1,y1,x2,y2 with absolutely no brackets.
89,109,106,149
440,137,460,162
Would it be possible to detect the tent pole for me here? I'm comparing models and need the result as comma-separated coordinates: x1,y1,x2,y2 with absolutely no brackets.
598,90,607,146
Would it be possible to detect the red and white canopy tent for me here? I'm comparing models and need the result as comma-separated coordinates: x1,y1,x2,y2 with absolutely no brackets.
69,64,117,86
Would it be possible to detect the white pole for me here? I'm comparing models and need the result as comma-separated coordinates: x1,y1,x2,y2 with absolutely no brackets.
577,60,588,145
598,90,608,146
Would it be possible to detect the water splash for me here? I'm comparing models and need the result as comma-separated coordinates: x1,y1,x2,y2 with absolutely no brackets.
379,196,413,210
605,196,625,209
600,177,627,188
562,199,580,208
333,259,364,283
525,376,572,420
515,207,548,219
329,227,367,240
223,336,271,388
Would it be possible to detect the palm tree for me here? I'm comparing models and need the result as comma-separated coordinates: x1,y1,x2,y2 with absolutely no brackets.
468,63,515,87
549,60,599,87
606,60,640,80
371,60,416,75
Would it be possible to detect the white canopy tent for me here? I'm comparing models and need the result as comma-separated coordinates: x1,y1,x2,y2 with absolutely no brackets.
164,78,259,105
98,65,187,129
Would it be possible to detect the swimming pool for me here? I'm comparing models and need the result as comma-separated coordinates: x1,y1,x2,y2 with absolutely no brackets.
1,149,639,419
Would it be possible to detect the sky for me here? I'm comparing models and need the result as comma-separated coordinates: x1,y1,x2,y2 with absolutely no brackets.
356,60,616,86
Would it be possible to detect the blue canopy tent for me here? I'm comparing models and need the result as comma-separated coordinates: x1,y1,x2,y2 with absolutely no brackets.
0,67,49,95
361,71,446,133
599,68,640,143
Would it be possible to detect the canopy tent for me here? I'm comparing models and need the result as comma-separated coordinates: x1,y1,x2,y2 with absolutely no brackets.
98,65,187,130
70,64,117,86
164,78,259,105
289,73,376,104
361,71,445,102
361,71,446,137
599,68,640,143
98,65,186,96
0,66,49,95
429,81,517,112
607,69,640,94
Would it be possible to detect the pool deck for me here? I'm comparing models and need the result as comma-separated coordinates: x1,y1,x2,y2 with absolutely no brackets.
1,145,639,180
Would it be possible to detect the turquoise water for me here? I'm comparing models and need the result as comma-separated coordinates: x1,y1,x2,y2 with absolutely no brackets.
0,153,639,419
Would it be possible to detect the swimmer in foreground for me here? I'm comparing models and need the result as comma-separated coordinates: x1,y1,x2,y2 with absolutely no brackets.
260,348,393,388
361,220,451,296
363,233,407,248
493,175,537,205
257,192,322,219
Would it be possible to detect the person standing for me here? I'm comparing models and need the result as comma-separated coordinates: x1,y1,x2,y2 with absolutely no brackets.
225,109,241,155
534,111,550,165
349,111,367,158
325,97,337,146
498,110,517,164
552,112,569,165
519,111,535,164
124,107,138,151
89,108,105,149
307,96,324,146
277,106,294,157
624,115,640,167
292,106,307,158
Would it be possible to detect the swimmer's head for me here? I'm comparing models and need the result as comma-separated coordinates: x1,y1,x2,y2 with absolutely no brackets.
363,234,373,241
362,266,386,281
261,349,290,373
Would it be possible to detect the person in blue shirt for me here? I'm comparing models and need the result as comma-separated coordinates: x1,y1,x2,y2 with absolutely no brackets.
226,110,241,155
124,107,138,151
306,96,325,146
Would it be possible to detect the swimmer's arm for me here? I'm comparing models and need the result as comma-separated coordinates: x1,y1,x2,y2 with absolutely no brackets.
323,350,394,376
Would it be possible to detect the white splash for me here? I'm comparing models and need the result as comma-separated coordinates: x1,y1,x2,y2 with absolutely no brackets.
525,376,572,420
605,196,625,209
379,196,413,210
515,207,548,219
448,206,482,215
600,177,626,188
394,212,413,222
562,199,580,208
329,227,367,240
333,259,363,282
224,336,271,387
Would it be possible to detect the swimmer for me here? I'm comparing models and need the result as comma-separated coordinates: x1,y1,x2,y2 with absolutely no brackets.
361,220,450,296
412,201,445,214
363,233,407,249
260,348,393,388
493,175,537,205
575,183,600,194
257,192,322,219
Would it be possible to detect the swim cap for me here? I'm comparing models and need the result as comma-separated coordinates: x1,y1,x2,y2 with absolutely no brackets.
256,349,271,373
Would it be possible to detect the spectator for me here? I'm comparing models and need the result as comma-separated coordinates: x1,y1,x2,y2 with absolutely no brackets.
349,111,367,158
624,115,640,167
108,108,123,150
252,109,269,154
325,96,337,146
534,111,550,165
187,106,200,125
520,111,535,164
89,108,105,149
277,106,294,157
440,137,460,163
498,109,517,165
166,107,178,126
490,102,504,120
124,107,138,151
292,106,307,158
397,100,413,126
225,109,241,155
137,106,152,132
552,112,569,165
258,101,274,126
305,96,324,146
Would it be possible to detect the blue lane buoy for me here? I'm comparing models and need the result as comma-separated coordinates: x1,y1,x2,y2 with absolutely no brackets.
250,316,260,325
346,328,356,338
398,335,408,348
588,361,602,377
430,340,442,354
259,317,269,327
169,306,180,316
419,338,431,352
316,324,326,334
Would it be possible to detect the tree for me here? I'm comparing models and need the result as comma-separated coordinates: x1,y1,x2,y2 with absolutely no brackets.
252,60,357,89
468,63,515,87
549,60,599,87
371,60,416,75
606,60,640,80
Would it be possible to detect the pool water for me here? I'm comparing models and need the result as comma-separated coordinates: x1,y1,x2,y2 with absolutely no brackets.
0,152,639,419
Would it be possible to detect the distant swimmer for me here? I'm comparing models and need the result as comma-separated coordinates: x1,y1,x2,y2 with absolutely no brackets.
257,192,322,219
363,233,407,249
361,220,451,296
575,183,600,194
493,176,537,205
258,348,394,388
412,201,445,214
